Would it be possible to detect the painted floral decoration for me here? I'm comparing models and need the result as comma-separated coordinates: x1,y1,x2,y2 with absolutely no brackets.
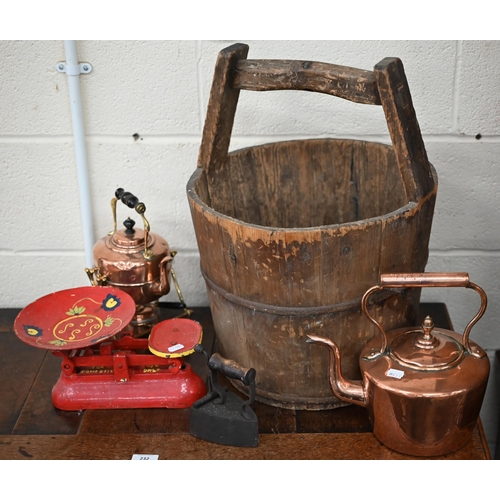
67,306,85,316
101,293,121,311
24,325,43,337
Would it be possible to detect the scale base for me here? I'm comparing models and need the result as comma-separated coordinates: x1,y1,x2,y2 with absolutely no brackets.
52,365,207,411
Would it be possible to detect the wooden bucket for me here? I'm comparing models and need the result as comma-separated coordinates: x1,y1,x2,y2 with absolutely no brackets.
187,44,438,410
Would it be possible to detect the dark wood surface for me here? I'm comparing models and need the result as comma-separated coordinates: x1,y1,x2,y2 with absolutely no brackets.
0,303,491,460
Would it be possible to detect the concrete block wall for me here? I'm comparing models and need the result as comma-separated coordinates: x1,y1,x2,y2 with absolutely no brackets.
1,40,499,455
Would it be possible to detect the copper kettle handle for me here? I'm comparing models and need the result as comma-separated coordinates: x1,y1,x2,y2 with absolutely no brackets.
109,188,154,259
361,272,487,357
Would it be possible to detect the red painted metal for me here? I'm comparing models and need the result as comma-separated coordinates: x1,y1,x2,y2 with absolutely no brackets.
51,332,207,410
148,318,203,358
14,286,136,350
15,289,207,410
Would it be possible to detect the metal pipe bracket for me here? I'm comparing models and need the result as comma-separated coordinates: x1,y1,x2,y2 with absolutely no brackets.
56,62,93,75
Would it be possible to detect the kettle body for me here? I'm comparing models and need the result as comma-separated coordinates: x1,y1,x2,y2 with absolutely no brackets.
92,222,172,305
307,273,490,457
359,325,489,456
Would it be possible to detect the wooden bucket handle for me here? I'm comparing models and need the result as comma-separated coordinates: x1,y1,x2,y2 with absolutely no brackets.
198,43,435,202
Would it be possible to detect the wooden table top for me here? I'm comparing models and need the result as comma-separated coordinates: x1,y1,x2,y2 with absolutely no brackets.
0,303,491,460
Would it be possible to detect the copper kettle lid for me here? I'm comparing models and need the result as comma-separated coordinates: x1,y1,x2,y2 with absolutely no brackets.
388,316,464,370
109,217,149,250
362,273,488,367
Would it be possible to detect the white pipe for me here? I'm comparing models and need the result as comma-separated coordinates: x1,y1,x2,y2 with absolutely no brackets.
63,40,95,268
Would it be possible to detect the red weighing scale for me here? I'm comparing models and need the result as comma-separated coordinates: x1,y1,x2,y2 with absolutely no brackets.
14,286,207,410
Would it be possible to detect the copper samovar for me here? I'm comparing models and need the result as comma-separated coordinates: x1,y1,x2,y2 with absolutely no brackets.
86,188,189,336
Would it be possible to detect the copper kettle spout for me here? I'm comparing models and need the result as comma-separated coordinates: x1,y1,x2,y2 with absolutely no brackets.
151,254,173,296
306,335,365,407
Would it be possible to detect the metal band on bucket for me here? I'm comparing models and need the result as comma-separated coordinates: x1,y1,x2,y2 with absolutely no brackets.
201,267,408,317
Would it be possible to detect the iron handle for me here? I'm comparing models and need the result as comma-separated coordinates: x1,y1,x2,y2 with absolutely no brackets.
208,353,256,386
362,272,487,357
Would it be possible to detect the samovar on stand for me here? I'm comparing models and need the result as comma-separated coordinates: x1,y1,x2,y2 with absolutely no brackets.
86,188,190,337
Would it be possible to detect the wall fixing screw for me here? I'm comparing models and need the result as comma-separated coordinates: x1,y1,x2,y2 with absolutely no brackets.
83,65,89,71
58,64,64,70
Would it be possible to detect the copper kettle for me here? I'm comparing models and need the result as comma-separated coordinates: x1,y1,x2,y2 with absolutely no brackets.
307,273,489,457
86,189,186,336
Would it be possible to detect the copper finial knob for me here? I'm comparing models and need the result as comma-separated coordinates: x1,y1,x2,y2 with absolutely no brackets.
422,315,434,340
415,315,439,349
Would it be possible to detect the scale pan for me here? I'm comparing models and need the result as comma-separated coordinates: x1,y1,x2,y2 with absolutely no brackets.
14,286,136,350
149,318,203,358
